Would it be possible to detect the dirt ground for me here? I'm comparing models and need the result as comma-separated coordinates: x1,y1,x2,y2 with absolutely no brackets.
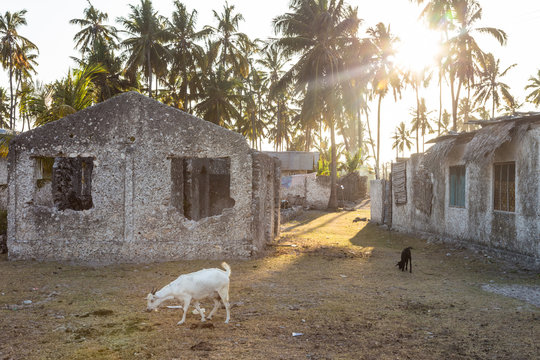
1,209,539,360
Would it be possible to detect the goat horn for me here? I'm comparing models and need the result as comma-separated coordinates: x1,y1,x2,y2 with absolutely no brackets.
151,287,157,295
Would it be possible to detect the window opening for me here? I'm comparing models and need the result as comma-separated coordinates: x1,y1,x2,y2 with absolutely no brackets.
52,157,94,211
493,162,515,212
449,165,465,207
171,157,235,220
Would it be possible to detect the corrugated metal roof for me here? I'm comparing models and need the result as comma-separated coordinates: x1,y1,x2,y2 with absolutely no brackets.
264,151,319,171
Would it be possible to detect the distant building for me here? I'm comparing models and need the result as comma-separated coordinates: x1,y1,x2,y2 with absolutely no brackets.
263,151,319,176
371,114,540,268
7,92,280,264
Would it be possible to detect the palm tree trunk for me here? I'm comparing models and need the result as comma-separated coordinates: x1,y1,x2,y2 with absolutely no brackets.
9,49,14,130
147,47,152,98
365,111,376,173
183,72,189,111
327,115,338,210
304,124,311,152
438,71,442,136
450,74,457,132
357,108,362,153
338,117,350,154
415,85,420,153
376,94,382,179
492,95,495,119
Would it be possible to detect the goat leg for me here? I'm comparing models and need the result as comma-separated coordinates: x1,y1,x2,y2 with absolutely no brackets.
177,296,191,325
193,301,206,322
207,298,221,320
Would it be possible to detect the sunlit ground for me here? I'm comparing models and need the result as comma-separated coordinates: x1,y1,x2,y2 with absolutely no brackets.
0,208,538,359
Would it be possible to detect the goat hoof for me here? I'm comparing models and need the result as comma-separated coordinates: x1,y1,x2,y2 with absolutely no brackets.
177,321,185,325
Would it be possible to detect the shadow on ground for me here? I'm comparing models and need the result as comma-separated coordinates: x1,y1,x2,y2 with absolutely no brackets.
0,209,538,360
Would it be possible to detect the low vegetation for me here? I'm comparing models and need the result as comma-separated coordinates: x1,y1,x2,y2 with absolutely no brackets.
0,209,538,359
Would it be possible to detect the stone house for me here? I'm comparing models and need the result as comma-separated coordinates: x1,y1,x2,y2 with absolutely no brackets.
7,92,280,263
371,115,539,267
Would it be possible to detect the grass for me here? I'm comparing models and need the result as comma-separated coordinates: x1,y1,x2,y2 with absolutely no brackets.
0,209,538,359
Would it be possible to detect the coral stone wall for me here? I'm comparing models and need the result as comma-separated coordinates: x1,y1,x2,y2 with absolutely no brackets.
390,127,539,266
7,92,279,264
0,157,7,211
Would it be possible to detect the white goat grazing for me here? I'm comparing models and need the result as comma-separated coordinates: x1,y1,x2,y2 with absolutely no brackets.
146,262,231,325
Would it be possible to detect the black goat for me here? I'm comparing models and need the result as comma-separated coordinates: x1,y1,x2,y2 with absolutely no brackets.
396,247,412,273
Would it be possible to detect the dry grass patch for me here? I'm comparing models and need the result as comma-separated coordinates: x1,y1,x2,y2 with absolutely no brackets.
0,209,538,359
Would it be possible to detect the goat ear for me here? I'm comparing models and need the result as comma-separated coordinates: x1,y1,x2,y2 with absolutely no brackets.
151,287,157,295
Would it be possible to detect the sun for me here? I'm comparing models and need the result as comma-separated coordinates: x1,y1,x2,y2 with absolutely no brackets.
394,23,441,74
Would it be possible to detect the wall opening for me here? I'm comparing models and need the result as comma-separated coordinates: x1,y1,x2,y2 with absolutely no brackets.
449,165,465,208
493,162,515,212
33,157,54,207
170,157,235,220
35,157,54,186
52,157,94,211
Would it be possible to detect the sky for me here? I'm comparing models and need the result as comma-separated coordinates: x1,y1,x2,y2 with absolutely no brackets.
2,0,540,166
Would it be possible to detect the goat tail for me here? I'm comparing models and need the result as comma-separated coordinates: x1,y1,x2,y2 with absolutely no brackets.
221,262,231,277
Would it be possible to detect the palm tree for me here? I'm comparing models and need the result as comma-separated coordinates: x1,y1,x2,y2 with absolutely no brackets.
474,106,490,121
0,9,38,130
341,35,375,156
392,122,413,158
440,109,451,133
239,60,268,150
167,1,211,111
0,87,9,128
410,98,435,151
258,45,291,151
208,1,249,76
524,70,540,107
70,1,119,56
73,37,133,102
11,42,38,124
457,97,475,130
34,64,106,127
473,53,515,119
194,61,242,128
272,0,361,209
405,67,432,153
414,0,453,135
339,149,367,174
367,22,402,179
445,0,507,130
118,0,170,97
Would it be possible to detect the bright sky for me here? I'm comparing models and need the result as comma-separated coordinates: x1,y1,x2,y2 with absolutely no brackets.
2,0,540,166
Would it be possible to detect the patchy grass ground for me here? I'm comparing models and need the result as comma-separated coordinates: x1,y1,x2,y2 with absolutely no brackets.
1,209,539,360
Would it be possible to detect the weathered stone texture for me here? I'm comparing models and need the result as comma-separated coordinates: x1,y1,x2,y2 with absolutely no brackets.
251,151,280,253
389,126,540,267
0,157,7,211
7,92,279,264
370,180,384,224
338,172,368,201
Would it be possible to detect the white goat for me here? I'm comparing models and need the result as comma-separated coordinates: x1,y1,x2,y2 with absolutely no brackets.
146,262,231,325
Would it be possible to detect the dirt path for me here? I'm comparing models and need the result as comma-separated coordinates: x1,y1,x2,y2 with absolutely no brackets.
1,209,538,359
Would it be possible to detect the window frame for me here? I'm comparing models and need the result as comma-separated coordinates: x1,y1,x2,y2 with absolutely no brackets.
449,165,466,208
493,161,516,213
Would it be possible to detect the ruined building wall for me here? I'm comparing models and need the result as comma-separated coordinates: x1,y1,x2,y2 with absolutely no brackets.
251,151,280,253
7,92,278,263
0,157,7,210
391,128,540,264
